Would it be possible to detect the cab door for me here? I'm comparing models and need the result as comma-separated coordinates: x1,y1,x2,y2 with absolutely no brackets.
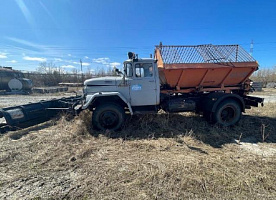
130,62,158,106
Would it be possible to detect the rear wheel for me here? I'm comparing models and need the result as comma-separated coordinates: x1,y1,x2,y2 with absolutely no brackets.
214,100,241,126
92,103,125,131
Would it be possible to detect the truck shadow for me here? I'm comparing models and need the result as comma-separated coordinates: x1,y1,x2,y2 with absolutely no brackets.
103,113,276,148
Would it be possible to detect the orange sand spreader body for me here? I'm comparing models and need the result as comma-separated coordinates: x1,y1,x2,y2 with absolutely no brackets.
155,44,258,94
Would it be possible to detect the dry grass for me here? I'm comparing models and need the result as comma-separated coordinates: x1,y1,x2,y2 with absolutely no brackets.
0,103,275,199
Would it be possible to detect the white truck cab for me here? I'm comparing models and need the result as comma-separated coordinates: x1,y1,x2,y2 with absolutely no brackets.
123,58,160,106
82,54,160,130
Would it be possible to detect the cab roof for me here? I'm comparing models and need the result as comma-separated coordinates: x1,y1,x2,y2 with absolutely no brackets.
124,58,155,63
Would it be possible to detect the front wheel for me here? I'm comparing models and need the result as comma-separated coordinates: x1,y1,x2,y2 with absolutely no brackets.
214,100,241,126
92,103,125,131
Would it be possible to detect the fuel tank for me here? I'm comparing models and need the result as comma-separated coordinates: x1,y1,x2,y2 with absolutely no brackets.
0,67,33,91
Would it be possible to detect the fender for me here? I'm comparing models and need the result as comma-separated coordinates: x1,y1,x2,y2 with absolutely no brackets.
202,93,245,113
82,92,133,115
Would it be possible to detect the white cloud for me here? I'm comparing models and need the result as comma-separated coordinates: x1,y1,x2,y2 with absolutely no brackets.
15,0,35,28
6,60,17,63
7,37,43,51
110,62,121,67
82,62,90,66
72,61,90,66
68,54,72,57
92,57,110,65
7,37,69,58
63,59,72,64
84,56,89,59
61,65,76,69
92,57,121,68
0,53,8,59
54,58,63,62
23,56,47,62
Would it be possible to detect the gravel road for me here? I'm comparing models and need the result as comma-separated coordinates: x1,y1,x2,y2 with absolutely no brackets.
0,93,77,108
252,94,276,103
249,88,276,103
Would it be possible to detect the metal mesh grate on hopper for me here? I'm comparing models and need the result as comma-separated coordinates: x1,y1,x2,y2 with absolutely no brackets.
155,44,255,64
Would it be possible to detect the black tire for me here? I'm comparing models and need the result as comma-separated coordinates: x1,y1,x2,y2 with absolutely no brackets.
92,103,125,131
214,100,241,126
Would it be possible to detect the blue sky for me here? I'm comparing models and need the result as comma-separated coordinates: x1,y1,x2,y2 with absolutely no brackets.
0,0,275,73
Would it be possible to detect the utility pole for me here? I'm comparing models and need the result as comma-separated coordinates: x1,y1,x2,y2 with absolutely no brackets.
250,39,254,56
80,59,83,83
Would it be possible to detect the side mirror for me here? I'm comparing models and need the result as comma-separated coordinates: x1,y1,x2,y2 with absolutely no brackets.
113,67,123,75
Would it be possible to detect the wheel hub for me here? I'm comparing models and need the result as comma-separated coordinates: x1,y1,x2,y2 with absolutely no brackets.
100,111,118,127
220,106,235,122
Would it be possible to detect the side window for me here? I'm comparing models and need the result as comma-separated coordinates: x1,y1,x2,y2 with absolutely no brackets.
125,63,133,77
135,63,143,77
135,63,153,78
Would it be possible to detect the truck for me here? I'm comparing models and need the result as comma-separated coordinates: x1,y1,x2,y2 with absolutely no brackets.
0,43,264,132
81,43,263,131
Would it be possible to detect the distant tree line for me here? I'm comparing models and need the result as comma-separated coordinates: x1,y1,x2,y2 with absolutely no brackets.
23,62,117,87
250,66,276,85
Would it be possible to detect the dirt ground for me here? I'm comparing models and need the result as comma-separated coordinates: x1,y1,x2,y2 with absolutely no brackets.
0,89,275,199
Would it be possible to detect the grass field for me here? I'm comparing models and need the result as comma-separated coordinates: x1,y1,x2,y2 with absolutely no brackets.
0,92,275,199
